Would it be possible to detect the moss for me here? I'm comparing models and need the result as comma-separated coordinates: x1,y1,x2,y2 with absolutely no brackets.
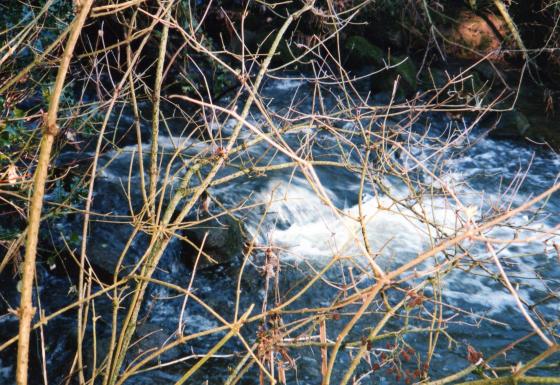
344,36,418,95
393,55,417,90
344,35,384,67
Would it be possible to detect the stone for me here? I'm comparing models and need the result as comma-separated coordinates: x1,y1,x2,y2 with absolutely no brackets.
489,110,531,139
445,10,509,61
344,35,384,67
182,215,244,267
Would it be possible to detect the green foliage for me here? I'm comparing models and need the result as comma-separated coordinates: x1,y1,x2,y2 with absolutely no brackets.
0,121,26,149
0,105,33,165
0,1,74,68
213,72,231,95
0,224,20,241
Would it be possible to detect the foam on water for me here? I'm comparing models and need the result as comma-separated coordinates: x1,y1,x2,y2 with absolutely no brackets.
244,133,560,314
79,103,560,317
249,178,458,265
265,78,304,91
440,234,555,313
95,135,210,181
148,285,219,333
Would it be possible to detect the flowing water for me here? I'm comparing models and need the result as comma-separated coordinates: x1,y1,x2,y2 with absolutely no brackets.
1,76,559,384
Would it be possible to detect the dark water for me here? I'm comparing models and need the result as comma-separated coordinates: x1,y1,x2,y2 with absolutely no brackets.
1,77,559,384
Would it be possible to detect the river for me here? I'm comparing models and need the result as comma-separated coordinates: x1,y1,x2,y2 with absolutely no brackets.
1,75,559,384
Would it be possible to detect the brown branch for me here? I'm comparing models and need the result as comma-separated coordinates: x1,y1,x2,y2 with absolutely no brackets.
15,4,93,384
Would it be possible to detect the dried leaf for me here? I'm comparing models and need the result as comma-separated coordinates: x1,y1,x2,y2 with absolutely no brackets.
467,345,483,364
65,129,77,142
320,319,327,377
7,164,18,185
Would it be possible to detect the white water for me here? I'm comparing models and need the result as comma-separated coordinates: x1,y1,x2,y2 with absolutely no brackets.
89,104,560,319
243,135,560,315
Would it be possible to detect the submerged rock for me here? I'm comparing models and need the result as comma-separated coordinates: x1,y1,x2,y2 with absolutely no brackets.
182,215,244,267
86,220,150,278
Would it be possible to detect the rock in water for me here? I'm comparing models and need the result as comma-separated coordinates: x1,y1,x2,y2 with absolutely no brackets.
182,215,244,267
489,110,531,139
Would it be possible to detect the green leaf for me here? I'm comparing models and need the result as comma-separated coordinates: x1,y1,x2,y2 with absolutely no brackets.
13,108,24,118
4,123,18,136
